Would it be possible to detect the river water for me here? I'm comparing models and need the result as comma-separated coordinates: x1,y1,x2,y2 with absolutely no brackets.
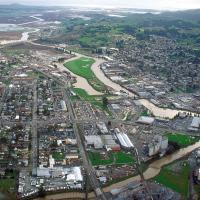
1,16,200,199
89,57,198,119
56,57,103,96
36,140,200,200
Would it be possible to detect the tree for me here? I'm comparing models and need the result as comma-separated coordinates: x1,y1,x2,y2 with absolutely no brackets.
102,96,108,107
38,186,46,197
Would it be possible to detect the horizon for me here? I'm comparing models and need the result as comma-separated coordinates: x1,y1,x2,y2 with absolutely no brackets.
0,0,200,11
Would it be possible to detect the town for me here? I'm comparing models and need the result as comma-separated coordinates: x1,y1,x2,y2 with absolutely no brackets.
0,3,200,200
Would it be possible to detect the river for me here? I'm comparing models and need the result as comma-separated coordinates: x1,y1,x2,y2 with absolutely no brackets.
0,15,43,45
56,55,103,96
35,141,200,199
54,50,199,119
1,16,200,199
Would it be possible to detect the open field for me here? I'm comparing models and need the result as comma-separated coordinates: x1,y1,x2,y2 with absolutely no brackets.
71,88,112,115
166,133,200,147
64,57,106,92
153,161,189,198
88,151,135,166
0,179,16,192
0,31,22,40
52,152,65,161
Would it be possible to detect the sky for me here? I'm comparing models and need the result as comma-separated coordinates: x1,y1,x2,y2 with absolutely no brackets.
1,0,200,10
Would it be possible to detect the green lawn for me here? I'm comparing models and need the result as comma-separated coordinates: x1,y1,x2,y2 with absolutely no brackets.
154,162,189,198
0,179,16,192
88,151,114,166
88,151,135,166
64,57,106,92
166,133,200,147
0,171,17,193
114,151,134,164
52,152,65,161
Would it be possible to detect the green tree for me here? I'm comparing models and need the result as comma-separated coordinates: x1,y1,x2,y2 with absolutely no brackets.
102,96,108,107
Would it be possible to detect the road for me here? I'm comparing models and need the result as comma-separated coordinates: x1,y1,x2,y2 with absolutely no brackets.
31,81,38,176
33,66,107,200
64,89,107,200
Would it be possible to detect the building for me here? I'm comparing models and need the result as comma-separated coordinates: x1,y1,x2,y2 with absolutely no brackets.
85,135,103,149
60,100,67,111
116,132,134,149
101,135,121,151
37,167,51,178
188,117,200,131
96,122,108,134
148,135,168,157
137,116,155,125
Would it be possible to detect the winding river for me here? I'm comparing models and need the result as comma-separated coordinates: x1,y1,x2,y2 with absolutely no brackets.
62,52,199,119
1,15,200,199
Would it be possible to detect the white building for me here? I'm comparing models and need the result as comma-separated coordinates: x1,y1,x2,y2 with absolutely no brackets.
148,135,168,157
85,135,103,149
96,122,108,134
116,132,134,149
137,116,155,125
60,100,67,111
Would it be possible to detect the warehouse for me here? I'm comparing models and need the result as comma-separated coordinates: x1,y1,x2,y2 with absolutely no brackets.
101,135,121,151
85,135,103,149
116,133,134,148
137,116,155,125
60,100,67,111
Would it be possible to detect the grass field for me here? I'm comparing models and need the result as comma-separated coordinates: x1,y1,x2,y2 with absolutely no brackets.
166,133,200,147
88,151,135,166
0,171,17,193
0,179,16,191
64,57,106,92
154,162,189,197
71,88,112,116
52,152,65,161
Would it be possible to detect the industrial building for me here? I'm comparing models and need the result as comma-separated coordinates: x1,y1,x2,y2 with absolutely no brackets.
116,132,134,149
97,122,109,134
101,135,121,151
148,135,168,157
188,117,200,131
137,116,155,125
60,100,67,111
37,166,83,182
85,135,104,149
